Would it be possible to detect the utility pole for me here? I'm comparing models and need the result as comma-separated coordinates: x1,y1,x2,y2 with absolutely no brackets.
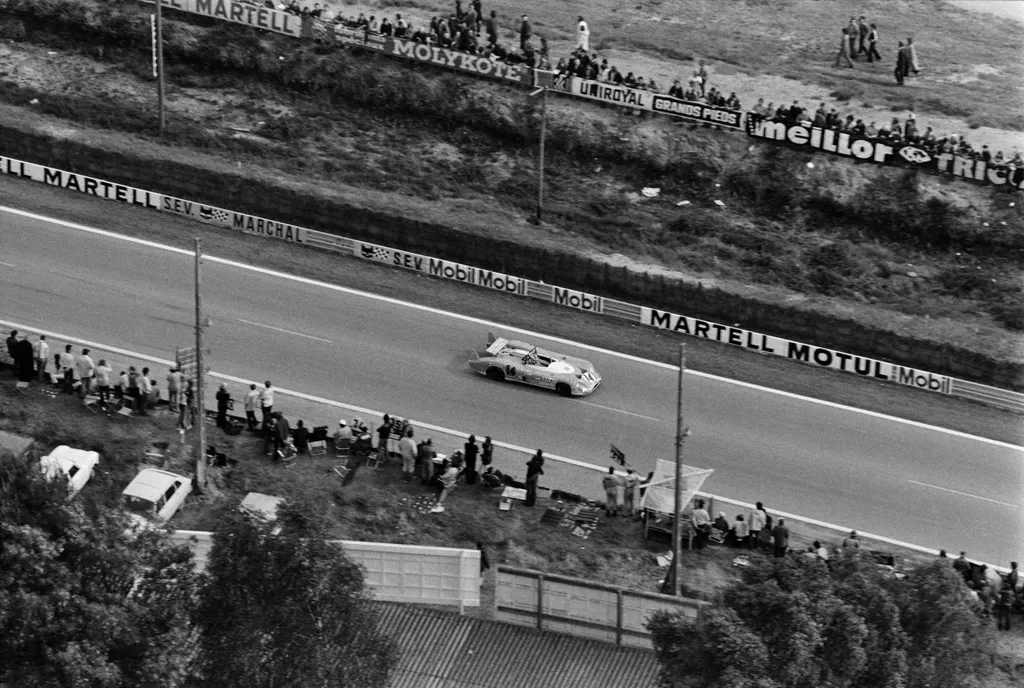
671,345,688,597
528,86,547,224
194,238,207,492
155,0,166,134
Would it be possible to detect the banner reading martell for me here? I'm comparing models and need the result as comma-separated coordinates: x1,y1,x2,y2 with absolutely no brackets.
155,0,302,37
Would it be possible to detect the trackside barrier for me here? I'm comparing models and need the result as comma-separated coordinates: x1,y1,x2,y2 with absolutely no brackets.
137,0,1024,194
494,566,711,649
3,320,1011,579
4,154,1022,410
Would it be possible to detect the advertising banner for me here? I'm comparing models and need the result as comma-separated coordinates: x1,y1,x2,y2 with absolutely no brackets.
641,306,953,393
388,38,529,85
154,0,302,37
161,195,308,244
745,114,1024,192
565,78,743,129
0,156,161,208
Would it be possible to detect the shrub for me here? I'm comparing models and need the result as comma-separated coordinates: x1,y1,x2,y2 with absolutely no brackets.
992,298,1024,330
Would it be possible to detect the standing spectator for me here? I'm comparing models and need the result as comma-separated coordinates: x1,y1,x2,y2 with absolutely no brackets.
732,514,750,547
953,551,971,583
772,519,790,558
480,435,493,466
623,469,640,517
857,16,869,55
138,367,152,414
293,420,310,455
178,379,195,430
463,435,479,485
15,335,34,384
842,530,860,549
997,586,1013,630
906,36,921,74
576,15,590,52
485,10,498,47
75,348,95,396
33,335,49,382
867,23,881,62
258,380,274,429
166,366,183,409
94,359,112,403
398,428,417,482
601,466,621,517
895,41,906,84
846,17,858,57
692,499,711,548
750,501,769,549
215,383,231,428
430,459,460,513
273,412,291,460
417,438,436,484
127,366,141,411
519,14,531,52
525,451,544,506
116,370,128,399
477,541,490,576
61,345,76,395
835,25,854,68
376,413,392,456
814,541,830,566
243,383,259,431
4,330,17,376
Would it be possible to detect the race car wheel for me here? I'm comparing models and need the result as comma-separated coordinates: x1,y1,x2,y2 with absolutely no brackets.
486,367,505,382
556,383,573,397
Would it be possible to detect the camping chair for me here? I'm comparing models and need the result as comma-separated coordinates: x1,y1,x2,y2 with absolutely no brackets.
335,437,350,461
709,527,727,545
83,394,104,413
15,381,30,394
308,440,327,456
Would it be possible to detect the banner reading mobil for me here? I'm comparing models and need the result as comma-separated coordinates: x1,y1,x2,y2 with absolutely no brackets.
567,78,743,129
156,0,302,37
745,113,1024,192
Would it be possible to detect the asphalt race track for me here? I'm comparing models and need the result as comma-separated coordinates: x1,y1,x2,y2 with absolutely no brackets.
2,207,1022,565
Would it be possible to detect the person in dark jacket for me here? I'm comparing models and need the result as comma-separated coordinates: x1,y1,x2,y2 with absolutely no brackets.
215,383,231,428
524,450,544,506
464,435,479,484
5,329,18,376
293,420,310,455
480,436,493,466
15,336,35,383
772,519,790,558
273,412,291,460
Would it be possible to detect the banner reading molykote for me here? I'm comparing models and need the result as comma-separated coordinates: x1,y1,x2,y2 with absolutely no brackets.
566,77,743,130
745,113,1024,192
640,306,953,394
150,0,302,37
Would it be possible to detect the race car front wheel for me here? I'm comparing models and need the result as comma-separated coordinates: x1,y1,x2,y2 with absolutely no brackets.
486,367,505,382
556,383,573,397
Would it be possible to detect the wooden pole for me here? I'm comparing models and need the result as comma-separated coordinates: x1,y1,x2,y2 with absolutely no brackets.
195,238,207,491
671,345,686,597
155,0,165,134
537,87,546,223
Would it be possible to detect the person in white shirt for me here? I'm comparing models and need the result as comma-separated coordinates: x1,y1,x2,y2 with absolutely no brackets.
94,359,112,402
244,383,260,430
750,501,768,550
166,367,184,409
334,419,353,448
75,348,95,396
732,514,750,547
398,429,417,482
33,335,49,382
61,345,76,395
138,367,153,414
576,15,590,52
258,380,275,429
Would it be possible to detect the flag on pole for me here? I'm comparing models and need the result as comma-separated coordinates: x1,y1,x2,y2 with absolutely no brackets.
610,444,626,466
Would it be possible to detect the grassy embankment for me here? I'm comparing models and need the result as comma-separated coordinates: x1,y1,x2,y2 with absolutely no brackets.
0,0,1022,347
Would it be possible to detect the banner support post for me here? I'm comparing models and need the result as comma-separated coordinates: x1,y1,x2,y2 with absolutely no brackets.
671,345,688,597
155,0,166,134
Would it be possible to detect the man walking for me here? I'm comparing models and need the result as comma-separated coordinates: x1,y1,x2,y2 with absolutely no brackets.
894,41,907,85
485,10,498,47
33,335,49,382
244,383,260,430
602,466,621,517
835,25,854,68
576,15,590,53
857,16,869,55
772,518,790,558
867,23,881,62
258,380,274,429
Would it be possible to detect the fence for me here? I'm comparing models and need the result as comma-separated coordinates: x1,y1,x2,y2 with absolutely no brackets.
495,565,710,650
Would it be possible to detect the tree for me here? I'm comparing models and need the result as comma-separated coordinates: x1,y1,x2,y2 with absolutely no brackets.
648,551,994,688
0,450,201,688
195,501,399,688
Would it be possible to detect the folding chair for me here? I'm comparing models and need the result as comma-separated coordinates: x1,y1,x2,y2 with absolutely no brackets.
333,464,351,481
308,440,327,456
83,394,104,413
709,527,727,545
15,381,30,394
364,448,383,469
335,437,350,461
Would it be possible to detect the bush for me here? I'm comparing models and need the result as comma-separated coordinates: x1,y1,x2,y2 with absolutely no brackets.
991,298,1024,330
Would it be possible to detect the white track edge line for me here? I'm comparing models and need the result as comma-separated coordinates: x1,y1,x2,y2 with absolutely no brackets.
1,319,1010,574
3,204,1021,453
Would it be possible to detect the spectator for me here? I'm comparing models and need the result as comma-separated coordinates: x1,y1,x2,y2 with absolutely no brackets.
814,540,830,564
1006,561,1019,591
309,2,322,19
59,345,75,394
167,366,183,409
74,348,95,396
895,40,908,85
525,451,544,506
867,22,881,62
576,15,590,52
273,412,291,460
953,551,971,583
178,379,195,430
609,66,623,84
857,16,869,55
244,383,259,431
602,466,621,517
482,465,504,488
846,17,858,58
138,367,152,414
417,437,436,485
749,501,768,549
997,586,1013,630
394,13,407,37
127,366,141,410
842,530,860,548
692,499,711,547
430,458,460,513
485,10,498,47
380,16,393,36
906,36,921,74
726,92,740,110
751,97,766,115
333,419,353,449
713,511,730,533
835,25,854,68
866,121,878,137
32,335,48,383
116,369,128,398
623,71,638,88
731,514,750,547
772,518,790,558
667,79,683,98
623,469,640,517
215,383,231,428
376,413,392,455
258,380,274,429
464,435,479,484
519,14,531,51
398,428,417,482
480,436,493,466
94,359,112,403
293,420,309,455
696,59,708,96
368,15,379,33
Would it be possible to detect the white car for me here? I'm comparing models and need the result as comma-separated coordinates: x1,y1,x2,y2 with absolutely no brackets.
40,445,99,497
122,468,192,525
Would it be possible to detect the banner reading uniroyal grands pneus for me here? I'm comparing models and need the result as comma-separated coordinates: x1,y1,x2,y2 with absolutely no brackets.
745,114,1024,192
556,76,743,130
0,153,960,398
147,0,302,36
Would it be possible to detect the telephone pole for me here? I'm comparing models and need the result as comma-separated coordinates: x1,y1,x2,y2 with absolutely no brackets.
194,238,207,491
155,0,166,134
671,345,687,597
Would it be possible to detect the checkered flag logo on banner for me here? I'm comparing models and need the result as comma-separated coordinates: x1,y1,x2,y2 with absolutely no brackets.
199,206,231,224
360,244,391,262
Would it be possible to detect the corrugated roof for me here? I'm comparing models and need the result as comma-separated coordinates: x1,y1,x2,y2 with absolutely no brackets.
376,603,661,688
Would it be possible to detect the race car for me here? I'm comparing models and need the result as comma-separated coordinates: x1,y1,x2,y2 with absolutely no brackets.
468,333,602,397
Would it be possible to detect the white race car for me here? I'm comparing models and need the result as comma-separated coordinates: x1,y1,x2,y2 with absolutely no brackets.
468,333,602,397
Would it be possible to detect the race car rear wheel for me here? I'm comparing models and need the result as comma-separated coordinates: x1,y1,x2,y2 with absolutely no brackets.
555,383,573,397
486,367,505,382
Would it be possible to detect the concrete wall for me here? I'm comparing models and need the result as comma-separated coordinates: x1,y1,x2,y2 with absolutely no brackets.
2,122,1020,389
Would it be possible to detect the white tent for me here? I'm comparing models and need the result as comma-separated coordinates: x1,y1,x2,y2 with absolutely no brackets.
639,459,714,515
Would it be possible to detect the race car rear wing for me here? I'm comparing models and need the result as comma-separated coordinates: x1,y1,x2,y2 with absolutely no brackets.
486,336,509,356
